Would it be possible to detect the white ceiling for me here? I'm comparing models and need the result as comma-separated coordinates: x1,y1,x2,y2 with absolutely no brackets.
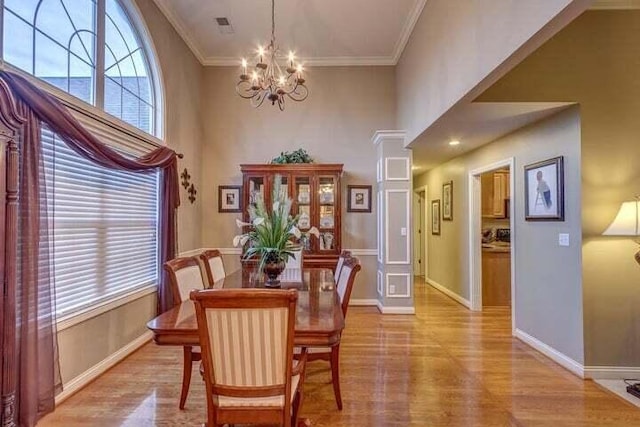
151,0,426,65
409,102,576,175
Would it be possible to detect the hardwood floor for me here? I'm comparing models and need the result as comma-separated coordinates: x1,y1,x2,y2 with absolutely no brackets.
39,279,640,426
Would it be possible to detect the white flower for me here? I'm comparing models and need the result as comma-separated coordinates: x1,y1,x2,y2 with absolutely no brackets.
273,201,280,212
233,235,242,247
253,217,265,226
236,218,253,228
240,235,250,246
290,226,301,238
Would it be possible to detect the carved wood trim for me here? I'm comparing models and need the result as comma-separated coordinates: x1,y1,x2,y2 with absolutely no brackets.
0,75,25,427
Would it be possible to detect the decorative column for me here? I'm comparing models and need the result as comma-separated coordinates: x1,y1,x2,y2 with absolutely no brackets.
0,79,25,427
373,131,414,314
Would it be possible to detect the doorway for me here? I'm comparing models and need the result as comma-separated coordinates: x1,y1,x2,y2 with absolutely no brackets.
468,159,516,332
413,187,427,278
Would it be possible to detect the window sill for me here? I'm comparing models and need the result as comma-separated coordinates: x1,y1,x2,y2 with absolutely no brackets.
56,285,157,332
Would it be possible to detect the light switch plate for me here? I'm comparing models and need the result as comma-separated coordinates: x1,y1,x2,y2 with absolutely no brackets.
400,227,407,236
559,233,570,247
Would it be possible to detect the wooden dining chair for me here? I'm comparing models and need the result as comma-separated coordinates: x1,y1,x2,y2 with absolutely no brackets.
164,256,206,409
334,250,352,285
191,288,307,427
199,249,226,287
299,256,361,410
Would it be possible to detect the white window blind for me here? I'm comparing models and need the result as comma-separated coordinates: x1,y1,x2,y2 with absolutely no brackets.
42,126,159,319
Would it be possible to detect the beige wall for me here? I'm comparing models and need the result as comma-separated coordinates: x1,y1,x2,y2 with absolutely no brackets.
478,10,640,367
57,0,205,389
395,0,586,144
414,107,584,363
199,66,396,300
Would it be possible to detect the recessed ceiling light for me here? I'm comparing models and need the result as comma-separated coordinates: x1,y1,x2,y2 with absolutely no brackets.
449,140,460,146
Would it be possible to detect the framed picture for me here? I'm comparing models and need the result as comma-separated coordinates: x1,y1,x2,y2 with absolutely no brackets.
524,156,564,221
431,200,441,235
347,185,372,213
442,180,453,221
218,185,242,213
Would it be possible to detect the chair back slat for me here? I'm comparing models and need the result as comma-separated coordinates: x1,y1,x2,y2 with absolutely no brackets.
200,249,226,287
285,249,303,270
334,250,352,284
336,257,361,318
165,257,205,304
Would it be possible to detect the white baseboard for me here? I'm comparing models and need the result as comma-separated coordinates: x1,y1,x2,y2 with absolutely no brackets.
375,300,415,314
514,328,584,378
349,298,378,306
584,366,640,380
55,331,152,405
426,278,471,308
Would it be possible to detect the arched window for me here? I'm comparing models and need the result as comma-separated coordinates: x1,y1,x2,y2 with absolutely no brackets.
2,0,161,137
1,0,164,320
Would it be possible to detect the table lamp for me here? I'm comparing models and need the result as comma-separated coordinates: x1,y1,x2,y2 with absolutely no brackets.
602,196,640,265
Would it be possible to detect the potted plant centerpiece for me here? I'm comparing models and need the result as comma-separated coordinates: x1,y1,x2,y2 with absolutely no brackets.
233,175,319,287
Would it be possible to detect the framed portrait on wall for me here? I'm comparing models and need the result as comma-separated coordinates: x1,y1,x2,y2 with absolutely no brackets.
442,180,453,221
218,185,242,213
347,185,372,212
431,199,441,235
524,156,564,221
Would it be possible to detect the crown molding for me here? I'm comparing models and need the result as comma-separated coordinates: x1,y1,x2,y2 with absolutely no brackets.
150,0,206,64
392,0,427,64
151,0,426,67
202,56,398,67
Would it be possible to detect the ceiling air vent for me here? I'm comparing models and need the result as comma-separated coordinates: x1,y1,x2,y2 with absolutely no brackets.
215,17,234,34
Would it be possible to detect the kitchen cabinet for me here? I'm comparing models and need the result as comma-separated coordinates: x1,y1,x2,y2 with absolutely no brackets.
482,249,511,307
240,163,343,269
481,171,510,218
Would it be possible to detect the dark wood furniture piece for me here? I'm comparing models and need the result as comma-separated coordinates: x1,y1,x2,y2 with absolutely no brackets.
163,256,206,409
240,164,344,270
301,256,361,410
191,288,306,427
148,267,345,348
199,249,226,286
0,80,24,426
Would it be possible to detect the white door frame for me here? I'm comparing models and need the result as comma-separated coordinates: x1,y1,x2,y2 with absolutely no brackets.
467,158,516,334
414,185,428,278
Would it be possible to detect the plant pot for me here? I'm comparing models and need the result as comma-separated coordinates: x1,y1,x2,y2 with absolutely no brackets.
263,260,286,288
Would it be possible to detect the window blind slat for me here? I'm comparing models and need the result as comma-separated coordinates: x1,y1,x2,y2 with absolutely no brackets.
42,127,159,318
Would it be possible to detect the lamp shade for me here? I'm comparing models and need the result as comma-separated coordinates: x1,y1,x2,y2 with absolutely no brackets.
602,201,640,236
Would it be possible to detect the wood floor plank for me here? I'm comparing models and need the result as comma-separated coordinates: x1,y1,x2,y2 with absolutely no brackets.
39,278,640,426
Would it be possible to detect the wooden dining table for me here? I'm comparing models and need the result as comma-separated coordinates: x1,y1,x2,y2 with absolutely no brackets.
147,267,345,348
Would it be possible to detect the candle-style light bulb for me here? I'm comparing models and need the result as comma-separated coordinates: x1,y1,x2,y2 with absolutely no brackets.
258,46,264,63
241,58,247,75
288,51,295,67
252,71,258,84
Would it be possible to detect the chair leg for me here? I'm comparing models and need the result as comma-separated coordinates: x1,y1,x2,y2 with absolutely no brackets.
180,346,193,409
330,345,343,410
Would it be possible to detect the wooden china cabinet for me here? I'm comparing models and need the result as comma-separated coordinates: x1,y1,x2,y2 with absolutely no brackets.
240,163,343,269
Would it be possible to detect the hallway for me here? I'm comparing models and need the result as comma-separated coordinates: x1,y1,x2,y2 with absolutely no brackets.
41,279,640,426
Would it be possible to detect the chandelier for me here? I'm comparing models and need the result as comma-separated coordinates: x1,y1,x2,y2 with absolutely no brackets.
236,0,308,110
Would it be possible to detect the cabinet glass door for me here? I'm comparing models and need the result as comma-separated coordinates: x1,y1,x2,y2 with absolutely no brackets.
318,176,336,252
248,176,265,209
295,176,312,252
